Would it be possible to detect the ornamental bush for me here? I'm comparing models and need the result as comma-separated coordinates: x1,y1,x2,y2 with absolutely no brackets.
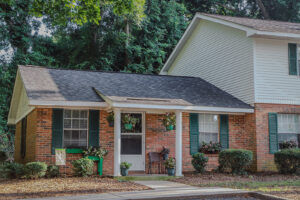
192,153,208,173
24,162,48,179
218,149,253,175
46,165,60,178
279,140,297,150
72,157,94,177
0,162,25,179
274,148,300,174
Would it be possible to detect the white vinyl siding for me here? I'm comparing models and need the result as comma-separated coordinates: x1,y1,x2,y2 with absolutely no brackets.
167,20,254,104
254,38,300,105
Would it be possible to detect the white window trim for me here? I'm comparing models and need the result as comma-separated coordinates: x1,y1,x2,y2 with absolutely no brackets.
297,44,300,76
63,109,89,148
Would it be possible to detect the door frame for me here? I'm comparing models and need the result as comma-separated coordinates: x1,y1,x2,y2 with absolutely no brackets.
120,111,145,171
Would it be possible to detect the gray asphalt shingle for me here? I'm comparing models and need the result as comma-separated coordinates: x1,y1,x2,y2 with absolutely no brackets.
19,65,252,109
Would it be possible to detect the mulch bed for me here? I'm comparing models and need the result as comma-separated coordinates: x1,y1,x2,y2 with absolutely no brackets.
0,177,150,200
174,172,300,185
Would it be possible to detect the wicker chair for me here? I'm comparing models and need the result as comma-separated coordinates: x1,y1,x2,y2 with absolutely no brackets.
148,152,161,174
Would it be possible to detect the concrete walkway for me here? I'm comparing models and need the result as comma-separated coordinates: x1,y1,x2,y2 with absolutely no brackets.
26,181,247,200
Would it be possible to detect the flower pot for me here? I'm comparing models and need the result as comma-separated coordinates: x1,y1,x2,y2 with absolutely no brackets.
124,123,133,130
108,121,114,127
121,167,129,176
166,125,174,131
163,153,169,160
167,168,175,176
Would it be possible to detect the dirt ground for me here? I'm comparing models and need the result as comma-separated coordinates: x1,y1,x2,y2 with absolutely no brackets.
0,177,149,200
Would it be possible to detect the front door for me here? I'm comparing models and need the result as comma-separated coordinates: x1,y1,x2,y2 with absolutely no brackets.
120,112,145,171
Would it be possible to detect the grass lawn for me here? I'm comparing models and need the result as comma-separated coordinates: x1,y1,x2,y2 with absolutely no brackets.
174,172,300,200
115,175,178,182
0,177,149,200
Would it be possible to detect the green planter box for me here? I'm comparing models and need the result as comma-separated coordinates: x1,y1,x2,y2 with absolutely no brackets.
87,156,103,176
66,148,83,154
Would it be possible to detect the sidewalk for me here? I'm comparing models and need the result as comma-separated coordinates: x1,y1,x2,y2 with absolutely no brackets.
26,181,247,200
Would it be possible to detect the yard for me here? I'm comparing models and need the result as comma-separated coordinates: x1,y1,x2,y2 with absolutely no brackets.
173,172,300,200
0,176,149,200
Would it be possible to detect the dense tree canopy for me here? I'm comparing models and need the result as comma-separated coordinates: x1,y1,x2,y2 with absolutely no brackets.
1,0,300,156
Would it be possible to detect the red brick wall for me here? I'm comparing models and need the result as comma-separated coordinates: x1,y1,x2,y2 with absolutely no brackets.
254,103,300,171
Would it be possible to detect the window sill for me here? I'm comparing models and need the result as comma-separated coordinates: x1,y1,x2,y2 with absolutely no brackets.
66,148,83,154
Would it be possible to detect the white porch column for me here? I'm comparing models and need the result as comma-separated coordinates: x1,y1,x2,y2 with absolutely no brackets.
114,108,121,176
175,110,183,176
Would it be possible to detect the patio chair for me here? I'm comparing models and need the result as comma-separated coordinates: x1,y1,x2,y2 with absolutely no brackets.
148,152,161,174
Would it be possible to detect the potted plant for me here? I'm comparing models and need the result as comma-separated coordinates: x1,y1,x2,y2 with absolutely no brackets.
120,162,132,176
160,147,170,160
164,157,175,176
122,114,139,131
106,112,114,127
199,141,222,154
162,113,176,131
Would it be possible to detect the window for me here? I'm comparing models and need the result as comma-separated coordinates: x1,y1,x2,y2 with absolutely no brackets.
199,114,219,146
63,110,88,148
278,114,300,148
21,117,27,158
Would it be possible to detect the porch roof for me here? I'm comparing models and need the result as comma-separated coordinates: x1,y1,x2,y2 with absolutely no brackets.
18,65,253,112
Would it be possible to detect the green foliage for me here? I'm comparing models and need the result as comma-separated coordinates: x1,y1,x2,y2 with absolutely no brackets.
24,162,48,179
0,162,25,179
164,157,175,169
46,165,60,178
279,140,298,150
72,157,94,177
274,148,300,174
31,0,145,26
82,147,108,159
162,113,176,127
192,152,208,173
199,142,222,154
120,161,132,169
218,149,253,175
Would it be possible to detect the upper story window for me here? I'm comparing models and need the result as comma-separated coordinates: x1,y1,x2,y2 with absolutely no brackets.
63,110,88,148
278,114,300,149
288,43,300,76
198,114,219,146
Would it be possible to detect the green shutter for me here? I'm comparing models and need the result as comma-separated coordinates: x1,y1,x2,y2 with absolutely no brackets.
220,115,229,149
288,43,298,75
190,113,199,155
268,113,278,154
52,109,63,154
89,110,100,148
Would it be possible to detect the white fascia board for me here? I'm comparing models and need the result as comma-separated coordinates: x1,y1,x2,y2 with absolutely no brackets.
248,31,300,40
29,100,108,107
111,102,254,113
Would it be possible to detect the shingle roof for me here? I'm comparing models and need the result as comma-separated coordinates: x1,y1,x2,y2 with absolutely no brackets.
19,65,252,109
200,13,300,34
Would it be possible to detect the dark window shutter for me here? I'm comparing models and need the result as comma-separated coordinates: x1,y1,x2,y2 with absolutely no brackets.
52,109,63,154
21,117,27,158
89,110,99,148
268,113,278,154
220,115,229,149
288,43,298,75
190,113,199,155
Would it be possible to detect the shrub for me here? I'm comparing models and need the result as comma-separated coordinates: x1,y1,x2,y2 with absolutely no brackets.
274,148,300,174
218,149,253,175
192,153,208,173
0,151,7,163
164,158,176,169
199,142,222,154
24,162,48,179
279,140,297,150
46,165,59,178
0,162,25,179
72,157,94,177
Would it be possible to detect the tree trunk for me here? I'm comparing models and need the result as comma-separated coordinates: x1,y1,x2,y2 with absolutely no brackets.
256,0,270,19
124,18,130,66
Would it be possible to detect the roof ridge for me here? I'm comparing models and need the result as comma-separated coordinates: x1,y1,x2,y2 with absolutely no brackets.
198,12,300,25
18,65,206,80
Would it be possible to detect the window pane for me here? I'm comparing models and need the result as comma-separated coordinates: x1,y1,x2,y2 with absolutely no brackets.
121,135,142,155
64,119,71,128
64,130,72,140
80,111,88,118
80,130,87,139
278,114,300,134
80,119,87,129
64,110,71,118
72,130,80,140
72,110,80,118
72,119,80,129
199,114,219,145
121,113,142,133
